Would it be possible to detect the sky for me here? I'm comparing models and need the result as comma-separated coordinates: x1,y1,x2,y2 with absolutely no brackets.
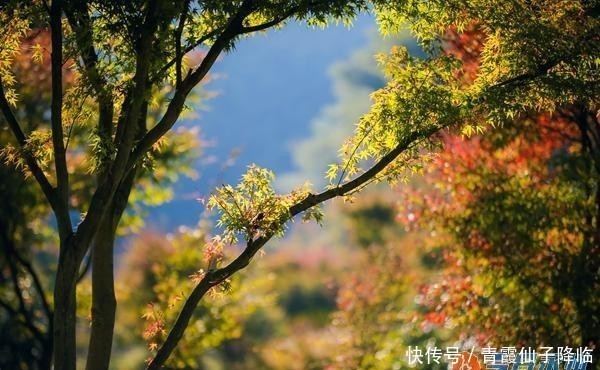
147,14,380,230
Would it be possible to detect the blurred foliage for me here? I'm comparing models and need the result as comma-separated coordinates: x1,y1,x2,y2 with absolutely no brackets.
400,113,599,348
1,0,599,369
392,23,600,352
113,228,278,369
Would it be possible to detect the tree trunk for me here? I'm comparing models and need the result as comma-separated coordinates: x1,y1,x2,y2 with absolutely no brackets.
53,245,79,370
85,215,117,370
85,172,136,370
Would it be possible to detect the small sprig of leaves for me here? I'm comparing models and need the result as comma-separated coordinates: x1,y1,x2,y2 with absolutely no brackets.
207,165,322,244
0,143,27,174
203,235,225,270
142,302,167,352
23,128,54,172
0,12,29,107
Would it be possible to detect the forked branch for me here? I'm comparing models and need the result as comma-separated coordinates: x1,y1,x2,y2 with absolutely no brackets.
145,121,446,369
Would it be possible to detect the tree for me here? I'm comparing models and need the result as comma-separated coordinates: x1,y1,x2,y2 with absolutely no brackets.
0,28,201,370
396,24,600,354
0,1,598,369
401,112,600,351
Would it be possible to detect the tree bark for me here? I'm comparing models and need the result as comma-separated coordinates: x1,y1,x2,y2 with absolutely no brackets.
53,244,79,370
85,170,136,370
85,216,117,370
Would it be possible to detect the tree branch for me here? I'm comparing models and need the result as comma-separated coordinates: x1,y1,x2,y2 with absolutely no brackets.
70,0,159,261
0,297,18,316
9,241,53,323
0,81,59,212
146,39,592,362
0,297,46,344
496,27,599,88
76,252,92,284
130,3,251,168
142,13,599,368
145,122,445,369
496,58,561,87
50,0,72,238
85,169,136,370
130,1,302,173
1,238,47,345
239,7,298,34
175,0,191,88
64,1,115,139
152,1,312,84
152,27,222,83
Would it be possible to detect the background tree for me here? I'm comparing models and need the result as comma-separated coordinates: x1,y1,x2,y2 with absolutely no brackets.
0,30,56,369
401,113,600,350
396,23,600,354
